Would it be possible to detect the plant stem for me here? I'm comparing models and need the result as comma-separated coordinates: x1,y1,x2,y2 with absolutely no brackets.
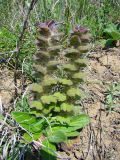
14,0,38,98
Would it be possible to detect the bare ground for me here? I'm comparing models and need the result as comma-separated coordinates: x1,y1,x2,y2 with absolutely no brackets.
58,48,120,160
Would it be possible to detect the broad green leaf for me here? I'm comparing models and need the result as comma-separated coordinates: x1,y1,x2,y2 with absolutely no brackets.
30,110,42,117
47,126,79,138
50,126,76,133
65,131,80,137
29,83,43,93
23,132,41,143
104,24,116,35
53,92,66,102
12,112,36,124
48,131,67,143
59,79,73,86
41,140,56,160
49,126,68,132
30,119,45,132
50,116,70,124
69,114,90,129
30,101,43,110
110,31,120,40
104,24,120,40
12,112,44,133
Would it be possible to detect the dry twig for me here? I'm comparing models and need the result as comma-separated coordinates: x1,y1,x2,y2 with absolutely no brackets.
14,0,38,97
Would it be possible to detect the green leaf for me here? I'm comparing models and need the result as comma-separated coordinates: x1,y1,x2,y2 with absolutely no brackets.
49,126,68,132
12,112,45,133
59,79,73,86
64,48,79,58
65,131,80,137
70,35,81,47
104,24,120,40
41,140,56,160
33,64,47,75
67,88,81,97
110,31,120,40
114,83,120,90
29,83,43,93
48,45,61,55
42,77,57,86
31,120,45,132
35,51,50,60
75,58,88,67
12,112,36,124
47,61,60,70
23,132,41,143
78,44,91,53
30,101,43,110
106,94,113,104
47,126,79,138
36,36,49,47
50,116,70,124
42,106,54,115
54,106,61,112
48,131,67,143
69,114,90,129
63,64,77,71
0,114,4,120
30,110,42,117
41,95,57,104
53,92,66,102
81,33,91,42
72,72,85,81
60,103,73,112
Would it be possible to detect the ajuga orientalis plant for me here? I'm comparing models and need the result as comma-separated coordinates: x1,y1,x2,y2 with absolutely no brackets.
12,20,91,159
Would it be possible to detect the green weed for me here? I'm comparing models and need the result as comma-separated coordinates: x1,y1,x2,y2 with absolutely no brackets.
11,21,91,159
105,82,120,112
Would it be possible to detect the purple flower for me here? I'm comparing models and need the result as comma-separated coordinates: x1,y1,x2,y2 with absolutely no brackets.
72,25,89,35
36,20,58,32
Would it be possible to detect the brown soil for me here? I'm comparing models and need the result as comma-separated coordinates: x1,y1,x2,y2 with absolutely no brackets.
58,48,120,160
0,68,15,112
